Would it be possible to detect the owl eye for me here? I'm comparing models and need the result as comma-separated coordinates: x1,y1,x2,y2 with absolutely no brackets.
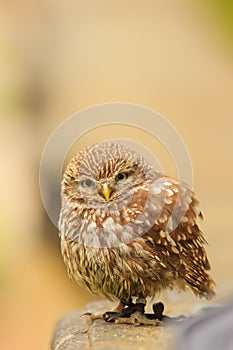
115,172,129,181
79,179,95,188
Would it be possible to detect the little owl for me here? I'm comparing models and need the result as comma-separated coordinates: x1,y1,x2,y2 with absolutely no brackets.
58,142,215,324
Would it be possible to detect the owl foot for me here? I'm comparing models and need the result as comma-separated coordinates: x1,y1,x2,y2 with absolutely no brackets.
103,302,163,326
82,301,189,325
103,302,188,326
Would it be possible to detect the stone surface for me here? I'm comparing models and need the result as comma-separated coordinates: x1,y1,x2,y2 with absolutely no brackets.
51,300,178,350
175,301,233,350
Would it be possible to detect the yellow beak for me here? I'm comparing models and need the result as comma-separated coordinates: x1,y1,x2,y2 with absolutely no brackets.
102,183,111,202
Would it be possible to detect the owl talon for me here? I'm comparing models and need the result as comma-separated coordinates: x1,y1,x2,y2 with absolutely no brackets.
81,312,104,320
103,311,118,321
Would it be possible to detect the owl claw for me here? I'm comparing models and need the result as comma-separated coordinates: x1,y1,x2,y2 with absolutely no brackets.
81,311,104,320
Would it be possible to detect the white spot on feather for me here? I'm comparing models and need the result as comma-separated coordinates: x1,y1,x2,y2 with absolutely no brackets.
182,216,188,223
166,189,174,196
165,198,173,204
171,247,179,254
160,230,166,238
167,217,174,231
164,181,172,186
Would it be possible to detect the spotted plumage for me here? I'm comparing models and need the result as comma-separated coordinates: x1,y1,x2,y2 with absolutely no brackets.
59,142,215,313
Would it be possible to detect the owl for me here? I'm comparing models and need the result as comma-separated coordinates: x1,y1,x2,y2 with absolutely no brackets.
58,142,215,324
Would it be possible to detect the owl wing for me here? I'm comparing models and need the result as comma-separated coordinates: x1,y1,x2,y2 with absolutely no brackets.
143,176,215,299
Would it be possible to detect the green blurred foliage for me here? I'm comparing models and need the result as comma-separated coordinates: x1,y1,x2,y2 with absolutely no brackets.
207,0,233,49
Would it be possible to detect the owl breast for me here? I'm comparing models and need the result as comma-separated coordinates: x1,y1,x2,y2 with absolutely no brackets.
60,231,174,302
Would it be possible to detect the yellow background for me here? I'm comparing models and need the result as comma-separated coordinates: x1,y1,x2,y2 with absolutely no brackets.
0,1,233,349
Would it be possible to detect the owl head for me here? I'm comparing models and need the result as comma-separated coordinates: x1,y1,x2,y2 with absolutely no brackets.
61,142,158,210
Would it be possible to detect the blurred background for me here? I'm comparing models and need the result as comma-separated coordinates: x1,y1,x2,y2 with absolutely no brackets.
0,1,233,349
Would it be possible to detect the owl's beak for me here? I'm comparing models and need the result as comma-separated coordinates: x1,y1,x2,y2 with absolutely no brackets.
102,183,111,202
